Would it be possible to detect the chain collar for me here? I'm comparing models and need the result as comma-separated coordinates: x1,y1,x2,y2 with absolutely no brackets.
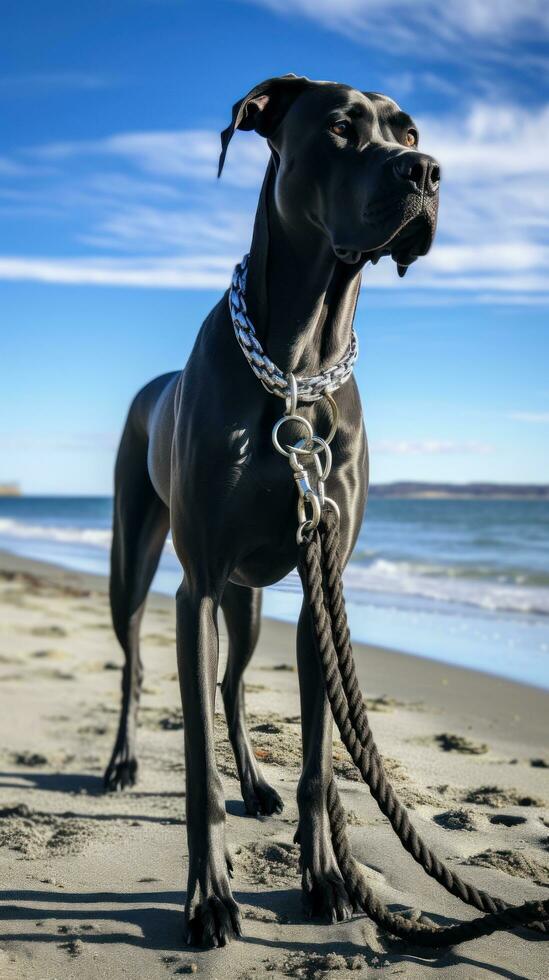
229,253,358,403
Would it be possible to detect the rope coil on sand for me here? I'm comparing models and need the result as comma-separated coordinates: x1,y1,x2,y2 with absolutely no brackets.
297,508,549,947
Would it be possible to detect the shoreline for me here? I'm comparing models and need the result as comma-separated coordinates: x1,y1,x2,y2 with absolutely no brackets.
1,545,548,701
2,491,549,691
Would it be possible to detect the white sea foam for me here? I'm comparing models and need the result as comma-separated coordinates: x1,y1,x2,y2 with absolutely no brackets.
341,559,549,617
0,517,547,618
266,557,549,617
0,518,112,549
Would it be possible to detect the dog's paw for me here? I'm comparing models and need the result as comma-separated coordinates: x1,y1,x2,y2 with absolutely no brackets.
184,893,242,948
241,776,283,817
301,868,353,923
103,754,137,792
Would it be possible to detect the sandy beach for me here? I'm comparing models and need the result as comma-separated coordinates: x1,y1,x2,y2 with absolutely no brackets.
0,548,547,980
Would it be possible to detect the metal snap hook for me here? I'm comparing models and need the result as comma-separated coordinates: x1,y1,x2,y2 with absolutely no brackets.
290,436,332,482
298,490,321,531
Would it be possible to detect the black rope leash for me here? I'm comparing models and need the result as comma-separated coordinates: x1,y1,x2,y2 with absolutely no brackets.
231,294,549,945
297,509,549,947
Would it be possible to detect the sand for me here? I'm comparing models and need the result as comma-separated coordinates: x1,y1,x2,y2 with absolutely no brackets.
0,549,547,979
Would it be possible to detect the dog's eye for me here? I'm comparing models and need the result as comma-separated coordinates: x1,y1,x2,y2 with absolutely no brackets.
405,128,418,147
330,120,351,138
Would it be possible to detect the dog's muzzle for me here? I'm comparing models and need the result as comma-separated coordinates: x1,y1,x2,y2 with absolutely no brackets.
357,151,440,272
333,148,440,270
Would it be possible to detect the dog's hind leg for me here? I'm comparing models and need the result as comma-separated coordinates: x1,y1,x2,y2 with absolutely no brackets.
104,420,170,792
296,599,352,922
220,582,283,816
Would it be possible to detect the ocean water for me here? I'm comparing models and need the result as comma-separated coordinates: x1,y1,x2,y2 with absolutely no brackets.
0,495,548,689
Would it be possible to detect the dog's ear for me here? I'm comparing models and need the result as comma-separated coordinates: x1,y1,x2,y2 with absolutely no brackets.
218,74,309,177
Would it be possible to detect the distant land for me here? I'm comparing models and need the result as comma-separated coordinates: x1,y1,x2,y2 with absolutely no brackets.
368,482,549,499
0,483,21,497
1,483,547,500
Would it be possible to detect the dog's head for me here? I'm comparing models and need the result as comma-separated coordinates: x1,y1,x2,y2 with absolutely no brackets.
219,75,439,276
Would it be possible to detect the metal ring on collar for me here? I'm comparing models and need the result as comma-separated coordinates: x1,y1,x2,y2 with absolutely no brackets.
272,415,314,458
283,382,337,447
323,496,341,522
323,393,339,446
283,389,338,447
296,519,316,546
285,373,298,417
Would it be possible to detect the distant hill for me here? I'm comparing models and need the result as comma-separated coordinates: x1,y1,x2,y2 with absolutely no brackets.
0,483,21,497
368,482,549,500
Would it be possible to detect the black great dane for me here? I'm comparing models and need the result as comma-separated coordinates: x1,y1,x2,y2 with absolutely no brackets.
103,75,440,947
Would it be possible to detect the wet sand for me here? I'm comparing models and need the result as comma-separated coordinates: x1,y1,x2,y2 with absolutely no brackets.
0,549,547,979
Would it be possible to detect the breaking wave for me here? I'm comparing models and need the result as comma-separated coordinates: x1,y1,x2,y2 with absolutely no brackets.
1,516,548,618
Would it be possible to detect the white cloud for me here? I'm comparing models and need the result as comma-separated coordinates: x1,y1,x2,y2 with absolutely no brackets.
508,412,549,423
0,156,51,177
421,103,549,180
0,72,114,96
1,252,547,295
382,71,462,101
243,0,549,56
401,101,549,295
373,440,494,455
35,129,269,189
363,242,549,294
0,255,235,289
80,205,252,253
0,157,29,177
85,172,182,200
418,104,549,259
1,98,547,299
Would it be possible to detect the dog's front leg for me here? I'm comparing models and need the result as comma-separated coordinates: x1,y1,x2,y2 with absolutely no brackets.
176,579,241,947
296,601,352,923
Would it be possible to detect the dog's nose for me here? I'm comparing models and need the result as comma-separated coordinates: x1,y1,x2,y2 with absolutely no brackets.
393,152,440,196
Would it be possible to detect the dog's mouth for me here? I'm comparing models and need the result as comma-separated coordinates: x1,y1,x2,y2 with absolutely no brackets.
333,212,436,278
374,213,433,277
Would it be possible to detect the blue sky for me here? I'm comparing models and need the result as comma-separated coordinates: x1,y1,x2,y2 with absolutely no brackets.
1,0,548,493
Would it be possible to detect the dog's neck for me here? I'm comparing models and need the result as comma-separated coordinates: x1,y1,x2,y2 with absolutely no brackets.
244,160,362,379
